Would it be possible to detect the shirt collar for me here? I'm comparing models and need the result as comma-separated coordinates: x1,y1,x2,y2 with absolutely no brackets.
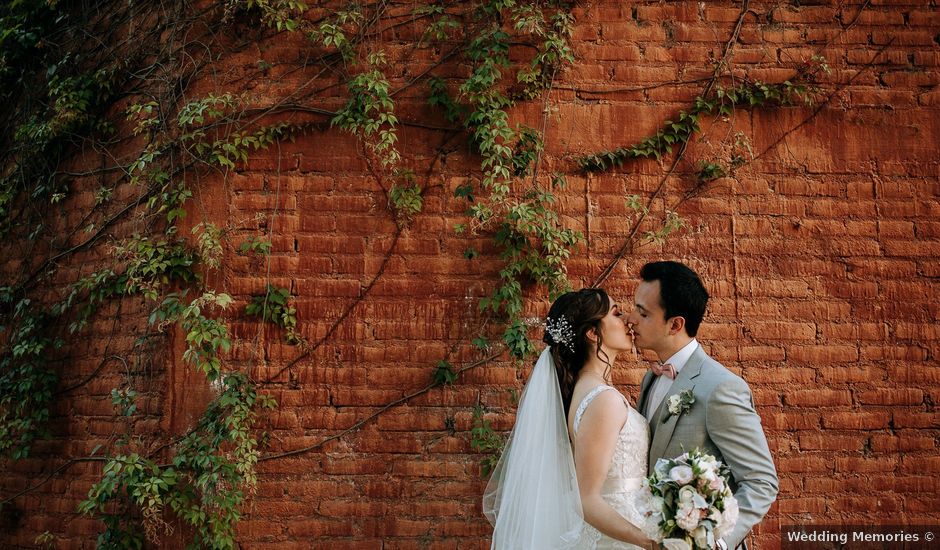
662,338,699,373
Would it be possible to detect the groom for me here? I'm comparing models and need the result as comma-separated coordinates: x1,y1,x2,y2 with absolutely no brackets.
629,261,778,550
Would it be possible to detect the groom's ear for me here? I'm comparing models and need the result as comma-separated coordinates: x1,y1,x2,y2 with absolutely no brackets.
668,316,686,335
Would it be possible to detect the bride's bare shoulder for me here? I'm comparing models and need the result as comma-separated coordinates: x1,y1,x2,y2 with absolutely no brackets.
569,384,628,432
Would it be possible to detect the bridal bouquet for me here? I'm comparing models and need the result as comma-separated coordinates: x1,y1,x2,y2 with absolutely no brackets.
635,449,738,550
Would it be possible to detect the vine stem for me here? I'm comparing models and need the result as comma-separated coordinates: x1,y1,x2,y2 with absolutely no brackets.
594,19,894,291
259,351,503,461
591,0,750,288
752,38,895,163
0,456,107,506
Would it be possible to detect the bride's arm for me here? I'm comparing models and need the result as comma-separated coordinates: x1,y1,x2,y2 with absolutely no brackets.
574,391,656,550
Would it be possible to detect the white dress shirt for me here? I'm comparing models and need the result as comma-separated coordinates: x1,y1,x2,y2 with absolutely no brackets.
645,338,699,418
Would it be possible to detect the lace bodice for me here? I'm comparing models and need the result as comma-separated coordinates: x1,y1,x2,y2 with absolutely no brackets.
572,385,650,550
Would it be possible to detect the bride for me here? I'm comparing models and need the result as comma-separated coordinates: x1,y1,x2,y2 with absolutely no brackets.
484,289,656,550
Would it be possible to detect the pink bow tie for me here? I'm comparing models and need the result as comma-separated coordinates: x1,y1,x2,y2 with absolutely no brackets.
651,362,677,380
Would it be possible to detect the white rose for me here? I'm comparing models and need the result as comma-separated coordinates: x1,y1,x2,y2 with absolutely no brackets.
643,512,664,541
675,504,701,531
662,538,692,550
667,394,681,413
717,497,739,538
697,455,718,470
692,525,710,548
670,465,694,485
678,485,697,504
651,495,666,514
708,506,722,524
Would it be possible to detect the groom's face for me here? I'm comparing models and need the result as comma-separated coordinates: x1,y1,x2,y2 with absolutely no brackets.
627,280,671,351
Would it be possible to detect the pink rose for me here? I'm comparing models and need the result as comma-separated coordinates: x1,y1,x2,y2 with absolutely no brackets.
675,504,701,531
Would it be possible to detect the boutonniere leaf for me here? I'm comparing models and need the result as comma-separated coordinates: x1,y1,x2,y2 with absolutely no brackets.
663,389,695,423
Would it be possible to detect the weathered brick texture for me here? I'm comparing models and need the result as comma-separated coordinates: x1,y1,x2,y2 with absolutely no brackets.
2,1,939,549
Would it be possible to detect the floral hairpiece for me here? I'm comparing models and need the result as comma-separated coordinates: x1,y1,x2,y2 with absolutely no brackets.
545,315,576,351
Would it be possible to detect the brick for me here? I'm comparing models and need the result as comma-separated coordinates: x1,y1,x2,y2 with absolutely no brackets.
743,366,814,383
765,412,822,431
784,389,853,407
749,321,816,341
739,346,788,362
777,498,827,514
909,10,940,26
906,497,940,513
834,456,899,473
892,413,940,429
286,519,355,537
788,345,859,364
816,366,887,383
821,411,891,430
883,239,940,257
777,456,833,474
798,434,866,451
319,499,387,517
827,495,903,514
859,347,930,363
891,365,940,384
856,388,924,406
900,456,940,474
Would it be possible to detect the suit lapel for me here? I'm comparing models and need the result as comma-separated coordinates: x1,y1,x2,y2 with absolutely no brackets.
638,370,656,418
647,346,706,470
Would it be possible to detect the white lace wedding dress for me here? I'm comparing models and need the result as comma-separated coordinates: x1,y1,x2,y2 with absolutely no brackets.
571,385,650,550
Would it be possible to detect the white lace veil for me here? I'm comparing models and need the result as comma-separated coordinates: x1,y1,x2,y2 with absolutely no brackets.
483,347,585,549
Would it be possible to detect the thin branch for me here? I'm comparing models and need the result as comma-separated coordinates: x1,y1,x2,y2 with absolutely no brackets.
0,456,108,506
259,351,503,461
754,38,895,162
590,0,750,287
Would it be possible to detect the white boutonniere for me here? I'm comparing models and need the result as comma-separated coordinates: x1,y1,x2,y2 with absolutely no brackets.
664,389,695,423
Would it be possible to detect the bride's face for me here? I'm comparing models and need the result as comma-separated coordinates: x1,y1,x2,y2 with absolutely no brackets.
594,300,633,354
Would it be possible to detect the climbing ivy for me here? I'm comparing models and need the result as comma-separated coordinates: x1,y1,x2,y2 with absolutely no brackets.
245,285,299,344
579,57,830,172
77,372,276,549
0,0,833,545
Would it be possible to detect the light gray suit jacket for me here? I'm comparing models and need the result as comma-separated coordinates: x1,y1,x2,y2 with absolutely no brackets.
637,345,778,549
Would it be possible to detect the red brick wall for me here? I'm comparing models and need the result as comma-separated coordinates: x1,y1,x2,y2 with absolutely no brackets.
2,1,939,548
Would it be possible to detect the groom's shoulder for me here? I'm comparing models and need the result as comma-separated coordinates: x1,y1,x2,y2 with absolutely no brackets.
697,348,749,388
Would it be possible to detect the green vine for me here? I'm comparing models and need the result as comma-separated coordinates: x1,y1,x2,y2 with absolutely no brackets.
331,52,401,168
451,1,582,360
389,171,424,227
579,56,830,172
0,294,59,460
78,372,276,549
245,285,299,345
470,405,504,477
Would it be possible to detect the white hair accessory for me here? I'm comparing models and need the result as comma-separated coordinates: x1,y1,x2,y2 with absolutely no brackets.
546,316,575,350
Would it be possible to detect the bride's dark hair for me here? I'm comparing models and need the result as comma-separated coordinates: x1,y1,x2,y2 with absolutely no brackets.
543,288,612,418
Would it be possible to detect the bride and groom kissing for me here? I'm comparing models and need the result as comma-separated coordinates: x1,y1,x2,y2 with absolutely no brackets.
484,261,779,550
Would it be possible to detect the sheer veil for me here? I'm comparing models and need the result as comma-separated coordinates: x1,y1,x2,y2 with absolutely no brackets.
483,347,585,549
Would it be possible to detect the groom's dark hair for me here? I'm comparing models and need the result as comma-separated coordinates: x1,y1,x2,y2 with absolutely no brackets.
640,261,709,337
